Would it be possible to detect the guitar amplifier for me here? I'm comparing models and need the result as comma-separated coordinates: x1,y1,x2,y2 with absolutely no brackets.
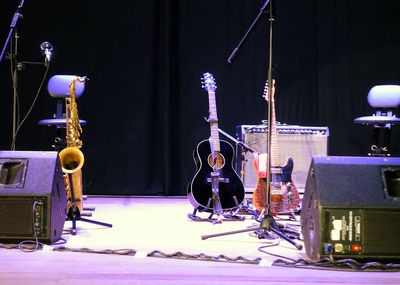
236,124,329,195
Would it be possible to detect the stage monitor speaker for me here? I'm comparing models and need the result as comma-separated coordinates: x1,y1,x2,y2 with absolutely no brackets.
236,124,329,194
0,151,67,243
301,156,400,260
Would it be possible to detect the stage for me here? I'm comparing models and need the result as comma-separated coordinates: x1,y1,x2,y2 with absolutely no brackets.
0,196,399,284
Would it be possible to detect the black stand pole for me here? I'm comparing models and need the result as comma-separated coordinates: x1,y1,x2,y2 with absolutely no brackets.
0,0,24,64
0,1,25,150
1,1,49,150
227,0,271,64
218,128,256,154
204,0,302,251
67,173,112,235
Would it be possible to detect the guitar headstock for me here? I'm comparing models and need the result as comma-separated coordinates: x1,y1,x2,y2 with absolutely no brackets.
201,72,217,93
263,79,276,101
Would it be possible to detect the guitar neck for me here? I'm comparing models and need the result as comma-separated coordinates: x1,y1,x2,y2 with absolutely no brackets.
265,79,279,167
270,98,279,167
208,91,221,152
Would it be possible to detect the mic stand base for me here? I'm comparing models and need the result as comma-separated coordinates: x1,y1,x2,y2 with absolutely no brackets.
201,211,303,251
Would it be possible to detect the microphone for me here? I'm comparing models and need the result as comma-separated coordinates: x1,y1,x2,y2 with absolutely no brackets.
40,41,53,65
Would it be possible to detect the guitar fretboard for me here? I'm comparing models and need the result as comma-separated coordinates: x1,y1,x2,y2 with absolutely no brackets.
208,91,220,153
264,80,279,168
270,96,279,167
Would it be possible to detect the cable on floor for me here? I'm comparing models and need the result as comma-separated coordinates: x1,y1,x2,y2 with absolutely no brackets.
258,245,400,271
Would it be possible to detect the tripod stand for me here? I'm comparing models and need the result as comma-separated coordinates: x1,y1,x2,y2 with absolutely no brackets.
66,172,112,235
202,0,302,250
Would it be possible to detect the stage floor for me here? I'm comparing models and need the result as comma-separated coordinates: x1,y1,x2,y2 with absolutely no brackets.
0,196,399,285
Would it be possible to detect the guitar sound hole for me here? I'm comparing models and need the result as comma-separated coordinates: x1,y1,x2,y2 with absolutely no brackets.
207,153,225,170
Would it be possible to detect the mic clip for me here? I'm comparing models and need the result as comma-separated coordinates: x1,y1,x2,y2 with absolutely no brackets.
40,41,53,66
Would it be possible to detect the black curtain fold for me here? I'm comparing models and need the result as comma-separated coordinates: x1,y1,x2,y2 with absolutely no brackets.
0,0,399,196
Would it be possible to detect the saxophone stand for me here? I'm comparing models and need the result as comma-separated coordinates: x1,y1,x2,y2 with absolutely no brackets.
66,173,112,235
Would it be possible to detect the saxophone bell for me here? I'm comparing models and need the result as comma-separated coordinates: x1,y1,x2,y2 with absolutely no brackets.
59,146,84,174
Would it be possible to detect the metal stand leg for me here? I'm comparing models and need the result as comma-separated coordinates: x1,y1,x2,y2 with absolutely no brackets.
66,173,112,235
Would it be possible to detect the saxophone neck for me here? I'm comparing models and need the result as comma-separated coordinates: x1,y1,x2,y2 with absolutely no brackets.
68,76,88,97
65,76,84,148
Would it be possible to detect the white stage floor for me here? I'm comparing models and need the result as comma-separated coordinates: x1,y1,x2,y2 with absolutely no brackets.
0,196,399,285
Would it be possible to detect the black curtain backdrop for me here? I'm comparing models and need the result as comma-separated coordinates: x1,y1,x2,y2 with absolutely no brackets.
1,1,399,196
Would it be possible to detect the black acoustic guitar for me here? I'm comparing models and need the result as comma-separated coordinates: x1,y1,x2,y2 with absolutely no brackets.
187,73,245,211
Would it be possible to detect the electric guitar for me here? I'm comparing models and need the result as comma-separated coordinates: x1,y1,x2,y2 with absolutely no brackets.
252,79,300,215
187,73,245,211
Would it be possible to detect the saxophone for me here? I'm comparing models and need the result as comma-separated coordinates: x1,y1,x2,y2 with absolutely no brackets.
59,76,87,215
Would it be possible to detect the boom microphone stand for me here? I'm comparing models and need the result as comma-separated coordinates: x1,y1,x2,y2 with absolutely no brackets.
0,0,24,65
202,0,302,250
1,1,50,150
0,1,25,150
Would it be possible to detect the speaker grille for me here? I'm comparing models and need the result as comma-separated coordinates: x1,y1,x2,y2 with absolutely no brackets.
301,156,400,260
0,151,67,243
363,211,400,254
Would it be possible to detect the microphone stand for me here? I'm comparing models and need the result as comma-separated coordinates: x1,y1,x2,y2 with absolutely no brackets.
203,0,303,251
227,0,271,64
1,1,50,150
0,1,26,151
218,128,256,154
0,1,25,150
0,0,24,64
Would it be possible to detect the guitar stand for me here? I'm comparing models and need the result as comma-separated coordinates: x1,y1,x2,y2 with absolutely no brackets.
66,173,112,235
217,128,257,214
188,137,245,224
276,211,297,221
188,169,244,224
188,207,245,223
